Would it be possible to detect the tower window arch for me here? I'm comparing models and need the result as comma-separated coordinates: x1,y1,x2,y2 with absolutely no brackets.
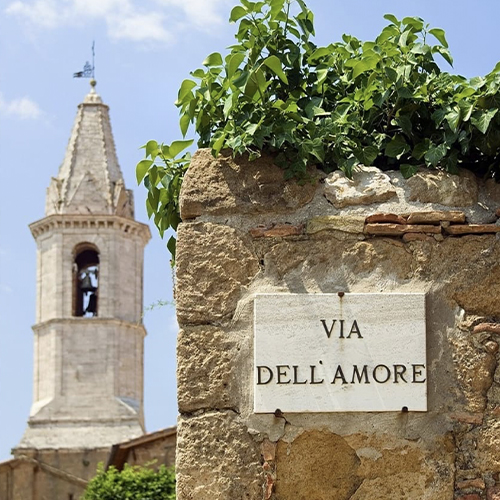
73,244,99,317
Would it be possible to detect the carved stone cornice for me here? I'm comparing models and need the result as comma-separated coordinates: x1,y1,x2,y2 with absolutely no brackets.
29,214,151,245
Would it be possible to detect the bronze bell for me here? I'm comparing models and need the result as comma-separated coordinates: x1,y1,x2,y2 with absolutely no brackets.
80,273,96,293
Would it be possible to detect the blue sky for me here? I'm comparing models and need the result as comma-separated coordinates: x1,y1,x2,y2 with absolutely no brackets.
1,0,500,461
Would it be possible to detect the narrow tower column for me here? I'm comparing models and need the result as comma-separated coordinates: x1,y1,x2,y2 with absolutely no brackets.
15,82,151,453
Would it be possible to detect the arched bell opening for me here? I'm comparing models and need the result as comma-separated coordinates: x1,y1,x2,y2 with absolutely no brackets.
73,244,99,317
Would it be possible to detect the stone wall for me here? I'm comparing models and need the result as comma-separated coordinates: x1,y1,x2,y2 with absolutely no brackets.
175,149,500,500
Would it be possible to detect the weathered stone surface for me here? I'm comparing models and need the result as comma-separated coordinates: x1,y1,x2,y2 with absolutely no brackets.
249,223,304,238
450,413,484,425
176,411,263,500
487,485,500,500
176,222,259,324
450,332,496,412
346,433,454,500
175,150,500,500
365,213,407,224
276,431,361,500
407,169,478,206
179,149,318,219
444,224,500,235
406,210,466,224
457,495,481,500
177,326,239,413
307,215,365,234
484,178,500,206
402,233,434,242
477,419,500,470
365,223,441,235
484,340,499,354
324,166,397,208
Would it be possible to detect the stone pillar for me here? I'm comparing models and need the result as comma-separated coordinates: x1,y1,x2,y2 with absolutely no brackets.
175,149,500,500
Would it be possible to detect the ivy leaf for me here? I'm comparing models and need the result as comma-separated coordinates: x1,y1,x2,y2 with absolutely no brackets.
385,134,410,158
175,79,196,105
230,5,247,22
383,14,400,26
167,236,177,262
170,139,194,157
136,159,153,184
445,107,461,133
263,55,289,84
180,113,190,137
424,143,448,166
145,140,158,159
400,163,419,179
429,28,448,48
471,109,498,134
203,52,223,67
355,145,379,166
351,56,378,79
226,52,245,79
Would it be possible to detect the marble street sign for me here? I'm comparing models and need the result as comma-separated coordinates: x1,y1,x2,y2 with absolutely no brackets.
254,293,427,413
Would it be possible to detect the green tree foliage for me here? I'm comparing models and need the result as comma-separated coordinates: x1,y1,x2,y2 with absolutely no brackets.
138,0,500,261
81,464,175,500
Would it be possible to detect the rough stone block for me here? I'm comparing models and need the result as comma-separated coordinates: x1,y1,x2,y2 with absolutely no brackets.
402,233,434,242
487,486,500,500
176,411,263,500
275,431,361,500
307,215,366,234
407,169,478,206
179,149,318,219
177,326,240,413
324,166,397,208
249,223,304,238
175,222,259,324
365,223,441,235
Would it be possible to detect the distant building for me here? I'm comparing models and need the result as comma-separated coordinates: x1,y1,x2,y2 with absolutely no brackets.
0,82,174,500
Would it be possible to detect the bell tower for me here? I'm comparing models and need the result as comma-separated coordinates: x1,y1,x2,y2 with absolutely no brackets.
15,81,150,453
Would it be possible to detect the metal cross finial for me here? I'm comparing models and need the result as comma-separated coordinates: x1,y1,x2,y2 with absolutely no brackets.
73,41,96,80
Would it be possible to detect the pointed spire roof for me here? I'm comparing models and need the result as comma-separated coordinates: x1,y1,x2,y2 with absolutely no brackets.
45,81,134,218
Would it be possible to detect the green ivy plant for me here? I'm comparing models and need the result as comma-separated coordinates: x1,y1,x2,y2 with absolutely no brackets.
81,464,175,500
138,0,500,262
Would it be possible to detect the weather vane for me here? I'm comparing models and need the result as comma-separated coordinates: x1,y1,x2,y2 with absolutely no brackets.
73,42,95,80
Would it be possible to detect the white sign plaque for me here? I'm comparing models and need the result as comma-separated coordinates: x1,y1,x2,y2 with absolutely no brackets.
254,293,427,413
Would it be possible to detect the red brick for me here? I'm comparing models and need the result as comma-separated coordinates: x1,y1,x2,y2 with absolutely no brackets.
444,224,500,235
473,323,500,335
407,210,465,224
456,478,485,489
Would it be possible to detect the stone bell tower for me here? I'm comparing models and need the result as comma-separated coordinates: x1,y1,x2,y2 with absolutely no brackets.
15,81,151,454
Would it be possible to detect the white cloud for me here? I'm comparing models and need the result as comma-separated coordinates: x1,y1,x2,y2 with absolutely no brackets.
6,0,62,28
0,93,42,120
155,0,231,28
110,11,171,43
4,0,230,45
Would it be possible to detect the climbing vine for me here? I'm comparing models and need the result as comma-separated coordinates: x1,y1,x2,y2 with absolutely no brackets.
137,0,500,262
